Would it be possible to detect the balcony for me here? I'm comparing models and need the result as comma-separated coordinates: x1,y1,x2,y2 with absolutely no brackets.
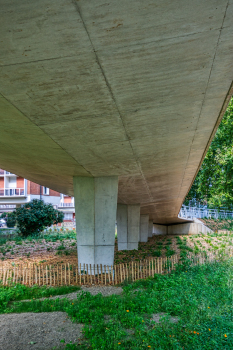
0,169,4,175
0,188,25,197
59,202,74,207
5,171,15,176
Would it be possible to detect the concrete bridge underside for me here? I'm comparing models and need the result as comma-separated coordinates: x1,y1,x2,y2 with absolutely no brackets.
1,0,233,264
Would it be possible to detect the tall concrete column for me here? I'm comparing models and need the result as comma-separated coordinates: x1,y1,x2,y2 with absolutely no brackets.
73,176,118,267
117,204,140,250
148,220,153,238
140,214,149,242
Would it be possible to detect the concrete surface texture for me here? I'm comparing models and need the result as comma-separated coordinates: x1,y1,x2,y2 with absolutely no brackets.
0,0,233,224
148,220,153,238
73,176,118,266
140,214,149,242
117,203,140,250
153,219,213,235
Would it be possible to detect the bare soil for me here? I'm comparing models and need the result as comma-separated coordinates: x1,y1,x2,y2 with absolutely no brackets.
0,312,83,350
1,233,233,268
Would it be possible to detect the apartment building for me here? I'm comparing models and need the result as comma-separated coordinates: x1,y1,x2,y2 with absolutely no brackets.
0,169,75,223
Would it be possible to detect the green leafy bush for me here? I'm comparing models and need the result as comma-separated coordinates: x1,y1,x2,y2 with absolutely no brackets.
15,199,64,237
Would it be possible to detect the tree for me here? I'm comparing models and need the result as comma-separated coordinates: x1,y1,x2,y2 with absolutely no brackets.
15,199,64,237
185,97,233,209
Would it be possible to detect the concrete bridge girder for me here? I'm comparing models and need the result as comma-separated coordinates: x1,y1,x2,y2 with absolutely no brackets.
0,0,233,264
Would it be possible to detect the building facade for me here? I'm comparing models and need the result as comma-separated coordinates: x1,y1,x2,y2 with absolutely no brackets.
0,169,75,223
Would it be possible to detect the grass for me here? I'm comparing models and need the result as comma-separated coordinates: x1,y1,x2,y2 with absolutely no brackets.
1,257,233,349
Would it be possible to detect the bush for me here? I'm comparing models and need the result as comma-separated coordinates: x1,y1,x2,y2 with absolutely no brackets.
15,199,64,237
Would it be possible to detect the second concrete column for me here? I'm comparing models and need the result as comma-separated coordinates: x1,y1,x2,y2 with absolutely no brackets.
140,214,149,242
117,204,140,250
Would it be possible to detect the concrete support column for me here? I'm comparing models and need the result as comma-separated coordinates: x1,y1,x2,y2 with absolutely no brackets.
148,220,153,238
140,214,149,242
73,176,118,267
117,204,140,250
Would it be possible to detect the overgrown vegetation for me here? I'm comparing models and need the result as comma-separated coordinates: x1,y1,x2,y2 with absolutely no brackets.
185,97,233,209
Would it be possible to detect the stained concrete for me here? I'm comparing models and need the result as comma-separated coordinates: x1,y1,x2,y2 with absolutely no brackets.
0,1,233,224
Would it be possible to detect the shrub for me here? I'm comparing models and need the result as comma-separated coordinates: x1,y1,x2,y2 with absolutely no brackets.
6,212,16,228
15,199,64,237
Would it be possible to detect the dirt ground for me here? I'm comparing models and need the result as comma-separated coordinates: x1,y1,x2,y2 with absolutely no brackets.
0,312,83,350
1,232,233,268
0,286,123,350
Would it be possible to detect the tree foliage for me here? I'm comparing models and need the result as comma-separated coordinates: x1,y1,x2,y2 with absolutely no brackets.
15,199,64,237
185,97,233,209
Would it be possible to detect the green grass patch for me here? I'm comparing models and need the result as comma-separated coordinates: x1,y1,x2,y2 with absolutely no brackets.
1,259,233,349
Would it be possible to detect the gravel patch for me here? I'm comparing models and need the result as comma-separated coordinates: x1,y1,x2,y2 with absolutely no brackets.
152,313,179,324
0,312,83,350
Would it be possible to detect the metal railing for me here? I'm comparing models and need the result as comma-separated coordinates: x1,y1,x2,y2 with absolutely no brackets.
179,205,233,219
59,202,74,207
0,204,16,208
0,188,25,197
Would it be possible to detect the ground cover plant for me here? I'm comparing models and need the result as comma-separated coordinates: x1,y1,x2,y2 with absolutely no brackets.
1,258,233,349
1,226,233,267
200,217,233,232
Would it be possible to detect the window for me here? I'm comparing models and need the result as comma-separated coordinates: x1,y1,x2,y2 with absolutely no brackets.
64,213,73,221
43,187,49,195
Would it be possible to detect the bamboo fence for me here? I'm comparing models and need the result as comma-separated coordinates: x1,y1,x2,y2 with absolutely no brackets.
0,251,230,286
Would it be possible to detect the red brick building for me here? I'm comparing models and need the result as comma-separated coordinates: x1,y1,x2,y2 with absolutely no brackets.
0,169,75,223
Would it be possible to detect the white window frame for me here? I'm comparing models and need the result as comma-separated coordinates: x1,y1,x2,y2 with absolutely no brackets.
43,186,49,195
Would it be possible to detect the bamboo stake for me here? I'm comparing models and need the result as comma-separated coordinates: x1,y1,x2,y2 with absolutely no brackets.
57,265,59,286
39,265,41,286
76,265,78,285
68,263,71,285
86,264,88,284
83,264,86,285
64,264,67,285
94,264,96,284
42,265,44,285
79,263,81,285
107,265,110,284
46,266,48,285
120,264,123,283
50,265,52,286
101,264,103,285
90,264,92,285
3,269,6,285
13,265,16,284
97,264,99,285
114,264,117,285
16,266,19,284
